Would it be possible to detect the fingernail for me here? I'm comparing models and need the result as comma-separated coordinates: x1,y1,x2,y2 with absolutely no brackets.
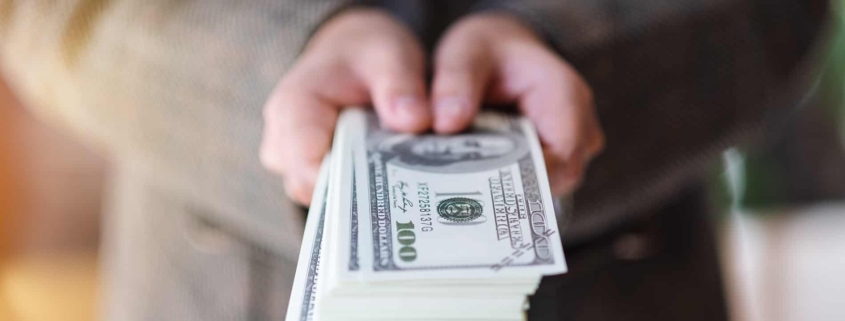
434,97,469,132
394,95,424,118
435,97,465,118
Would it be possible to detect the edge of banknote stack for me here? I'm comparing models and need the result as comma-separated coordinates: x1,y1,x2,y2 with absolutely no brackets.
286,109,568,321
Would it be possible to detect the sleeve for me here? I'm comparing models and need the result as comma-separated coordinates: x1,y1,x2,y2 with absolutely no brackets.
0,0,354,111
471,0,832,242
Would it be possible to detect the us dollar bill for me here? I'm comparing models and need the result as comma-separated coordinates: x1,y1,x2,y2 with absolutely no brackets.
285,156,331,321
345,110,567,280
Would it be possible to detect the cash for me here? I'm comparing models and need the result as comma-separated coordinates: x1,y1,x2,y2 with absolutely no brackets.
286,109,567,321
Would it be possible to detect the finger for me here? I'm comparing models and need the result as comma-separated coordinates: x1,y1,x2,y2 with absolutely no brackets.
262,8,429,205
584,116,606,159
284,176,315,206
431,28,494,133
543,151,563,195
507,54,596,162
354,39,431,133
261,84,336,203
261,100,330,205
547,150,586,197
261,61,364,204
496,51,598,196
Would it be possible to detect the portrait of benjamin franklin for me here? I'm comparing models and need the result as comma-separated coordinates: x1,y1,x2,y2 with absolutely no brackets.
371,129,530,173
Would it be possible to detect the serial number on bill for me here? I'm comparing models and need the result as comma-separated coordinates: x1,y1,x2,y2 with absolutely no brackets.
417,182,433,232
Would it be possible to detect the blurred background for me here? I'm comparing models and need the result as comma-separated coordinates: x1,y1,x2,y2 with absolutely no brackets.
1,73,104,320
1,4,844,321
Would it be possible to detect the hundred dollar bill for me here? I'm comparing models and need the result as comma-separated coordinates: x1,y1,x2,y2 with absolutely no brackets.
285,156,331,321
346,110,567,280
320,112,369,290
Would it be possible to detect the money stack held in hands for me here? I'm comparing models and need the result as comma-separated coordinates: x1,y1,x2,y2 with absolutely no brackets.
286,109,568,321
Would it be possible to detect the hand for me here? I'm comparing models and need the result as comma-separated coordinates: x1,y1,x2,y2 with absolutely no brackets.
261,8,431,205
430,13,604,196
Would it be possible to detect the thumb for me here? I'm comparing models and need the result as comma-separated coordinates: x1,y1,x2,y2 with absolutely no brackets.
352,27,431,133
430,21,495,134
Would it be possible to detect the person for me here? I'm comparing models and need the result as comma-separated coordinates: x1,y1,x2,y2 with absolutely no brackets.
0,0,831,320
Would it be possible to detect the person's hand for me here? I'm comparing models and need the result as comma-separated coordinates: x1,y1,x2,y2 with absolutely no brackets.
261,8,431,205
430,13,604,196
263,10,604,204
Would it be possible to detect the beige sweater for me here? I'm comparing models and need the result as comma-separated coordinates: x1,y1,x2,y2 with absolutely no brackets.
0,0,352,259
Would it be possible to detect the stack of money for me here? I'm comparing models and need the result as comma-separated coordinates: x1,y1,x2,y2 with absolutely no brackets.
286,109,567,321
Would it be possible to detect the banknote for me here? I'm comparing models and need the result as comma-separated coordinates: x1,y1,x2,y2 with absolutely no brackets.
346,110,568,280
320,112,368,291
285,156,331,321
290,109,568,321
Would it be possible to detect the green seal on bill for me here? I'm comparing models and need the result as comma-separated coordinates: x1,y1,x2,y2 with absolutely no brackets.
437,197,483,223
